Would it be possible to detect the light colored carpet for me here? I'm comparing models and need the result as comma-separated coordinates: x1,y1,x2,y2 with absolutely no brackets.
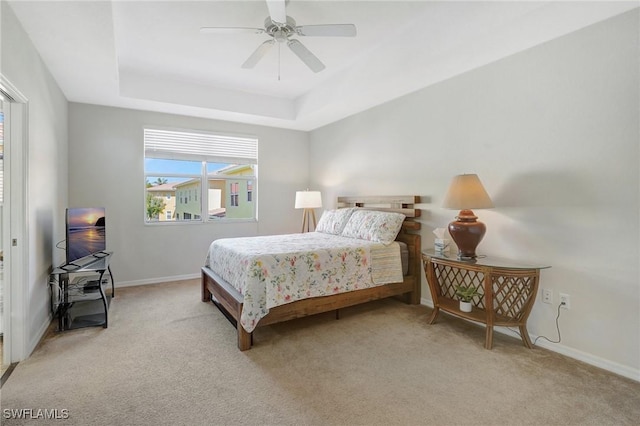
1,279,639,425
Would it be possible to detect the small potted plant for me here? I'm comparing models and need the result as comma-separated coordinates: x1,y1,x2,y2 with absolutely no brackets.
455,285,478,312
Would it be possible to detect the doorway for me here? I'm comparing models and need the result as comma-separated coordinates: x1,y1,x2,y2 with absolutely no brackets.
0,102,4,377
0,76,28,380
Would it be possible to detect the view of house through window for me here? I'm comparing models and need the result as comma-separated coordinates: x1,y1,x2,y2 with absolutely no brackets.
144,128,258,223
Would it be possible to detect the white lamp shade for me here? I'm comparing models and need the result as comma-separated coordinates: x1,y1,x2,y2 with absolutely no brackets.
295,191,322,209
442,174,493,210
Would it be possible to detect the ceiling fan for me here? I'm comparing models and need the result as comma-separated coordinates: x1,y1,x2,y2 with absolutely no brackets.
200,0,357,73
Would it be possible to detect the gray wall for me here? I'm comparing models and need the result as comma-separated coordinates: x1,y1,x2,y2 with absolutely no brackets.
309,10,639,376
1,3,69,356
68,103,309,285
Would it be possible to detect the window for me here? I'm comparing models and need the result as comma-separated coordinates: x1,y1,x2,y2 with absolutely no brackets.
144,128,258,223
230,182,239,207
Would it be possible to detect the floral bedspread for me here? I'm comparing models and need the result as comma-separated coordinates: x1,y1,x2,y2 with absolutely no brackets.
204,232,403,332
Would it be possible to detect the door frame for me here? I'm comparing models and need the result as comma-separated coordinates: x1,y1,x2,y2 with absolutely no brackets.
1,75,29,365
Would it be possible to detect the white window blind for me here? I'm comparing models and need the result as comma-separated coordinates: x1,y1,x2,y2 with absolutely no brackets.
144,128,258,164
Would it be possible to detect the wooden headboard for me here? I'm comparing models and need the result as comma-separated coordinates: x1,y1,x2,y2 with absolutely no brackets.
337,195,422,304
336,195,420,216
336,195,421,234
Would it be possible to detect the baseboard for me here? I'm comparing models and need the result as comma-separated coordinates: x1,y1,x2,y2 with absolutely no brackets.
115,273,200,288
420,297,640,383
28,312,53,360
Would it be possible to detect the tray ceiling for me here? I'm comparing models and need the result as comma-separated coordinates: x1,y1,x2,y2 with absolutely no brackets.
7,1,637,130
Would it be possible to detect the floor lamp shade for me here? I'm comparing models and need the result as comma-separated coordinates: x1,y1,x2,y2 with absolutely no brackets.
295,190,322,232
442,174,493,259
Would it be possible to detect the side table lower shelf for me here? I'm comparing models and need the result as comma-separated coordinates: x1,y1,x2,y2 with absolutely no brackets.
431,296,530,348
59,296,112,330
435,297,521,325
435,297,487,323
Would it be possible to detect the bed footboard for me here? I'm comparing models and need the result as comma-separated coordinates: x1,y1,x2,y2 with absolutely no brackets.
202,267,252,350
202,264,417,351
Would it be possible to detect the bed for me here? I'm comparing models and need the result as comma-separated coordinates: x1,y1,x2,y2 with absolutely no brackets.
201,195,422,350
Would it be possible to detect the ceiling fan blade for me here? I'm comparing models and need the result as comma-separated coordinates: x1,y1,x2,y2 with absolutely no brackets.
266,0,287,25
200,27,265,35
287,39,325,73
296,24,357,37
242,40,275,69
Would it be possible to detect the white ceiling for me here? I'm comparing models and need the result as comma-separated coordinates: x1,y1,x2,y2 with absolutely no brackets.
7,0,638,131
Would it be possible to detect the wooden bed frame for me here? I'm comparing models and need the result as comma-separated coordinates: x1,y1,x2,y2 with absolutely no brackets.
201,195,422,350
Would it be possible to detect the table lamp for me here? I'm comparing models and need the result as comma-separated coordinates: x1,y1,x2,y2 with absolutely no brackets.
295,190,322,232
442,174,493,259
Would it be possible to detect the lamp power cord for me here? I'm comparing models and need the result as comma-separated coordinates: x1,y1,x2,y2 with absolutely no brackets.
508,301,564,345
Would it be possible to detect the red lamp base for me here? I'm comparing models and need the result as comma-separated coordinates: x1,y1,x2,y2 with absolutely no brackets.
448,209,486,259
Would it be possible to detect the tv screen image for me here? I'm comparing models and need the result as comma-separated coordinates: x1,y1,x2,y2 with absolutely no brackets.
66,207,106,264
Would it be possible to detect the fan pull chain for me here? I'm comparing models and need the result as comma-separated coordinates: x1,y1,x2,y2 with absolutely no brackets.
278,43,281,81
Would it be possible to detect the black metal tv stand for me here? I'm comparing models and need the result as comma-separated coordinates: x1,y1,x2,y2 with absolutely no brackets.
49,252,115,331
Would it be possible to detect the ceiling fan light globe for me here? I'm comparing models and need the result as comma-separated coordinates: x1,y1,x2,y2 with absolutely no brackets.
274,30,288,43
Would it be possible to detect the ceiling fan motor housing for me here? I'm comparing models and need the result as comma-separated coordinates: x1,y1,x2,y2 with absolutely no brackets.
265,16,296,42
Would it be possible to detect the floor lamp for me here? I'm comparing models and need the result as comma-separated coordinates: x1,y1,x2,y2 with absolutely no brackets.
295,190,322,233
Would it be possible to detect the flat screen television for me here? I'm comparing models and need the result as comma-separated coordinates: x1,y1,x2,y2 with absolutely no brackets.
65,207,106,265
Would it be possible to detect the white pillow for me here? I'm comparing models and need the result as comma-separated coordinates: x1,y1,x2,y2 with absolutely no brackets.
315,208,356,235
341,210,406,244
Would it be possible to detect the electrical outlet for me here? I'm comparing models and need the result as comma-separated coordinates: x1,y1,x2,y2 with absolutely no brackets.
559,293,571,309
542,289,553,304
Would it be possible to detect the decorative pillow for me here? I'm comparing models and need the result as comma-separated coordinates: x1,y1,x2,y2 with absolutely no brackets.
315,208,356,235
341,210,406,244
